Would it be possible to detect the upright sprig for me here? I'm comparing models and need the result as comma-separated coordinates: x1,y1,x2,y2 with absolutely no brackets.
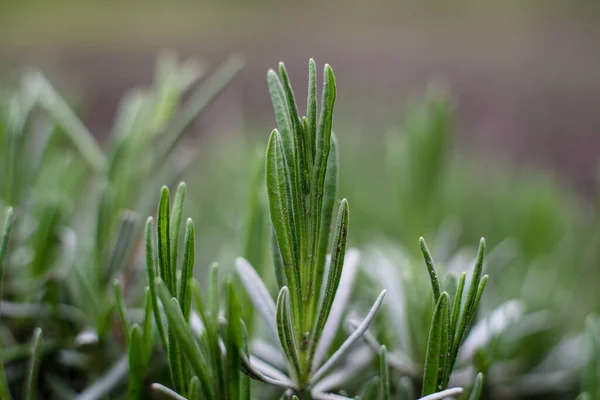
143,183,248,400
237,60,386,397
420,237,488,395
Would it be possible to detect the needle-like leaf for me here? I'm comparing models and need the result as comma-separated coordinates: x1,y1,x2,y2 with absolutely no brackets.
146,217,168,352
113,280,130,348
276,287,302,380
380,345,390,400
170,182,187,285
24,328,43,400
0,207,14,400
158,186,174,294
179,218,195,321
420,237,441,303
422,292,450,396
469,373,484,400
127,324,145,400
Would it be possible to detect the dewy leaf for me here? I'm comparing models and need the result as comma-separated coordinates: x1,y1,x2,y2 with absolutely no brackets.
24,327,43,400
420,237,441,303
158,186,174,294
235,257,279,345
276,287,302,380
146,217,168,354
380,346,390,400
468,373,484,400
265,130,302,322
170,182,187,279
312,199,349,355
0,207,14,400
179,218,195,321
311,289,387,384
310,132,339,323
422,292,450,396
156,281,213,400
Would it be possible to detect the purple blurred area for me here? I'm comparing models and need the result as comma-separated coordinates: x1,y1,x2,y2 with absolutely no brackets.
2,1,600,192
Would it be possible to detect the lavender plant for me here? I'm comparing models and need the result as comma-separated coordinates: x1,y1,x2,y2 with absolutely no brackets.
235,60,386,398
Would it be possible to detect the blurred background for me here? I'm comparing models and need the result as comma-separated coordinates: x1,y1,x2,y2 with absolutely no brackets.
1,1,600,398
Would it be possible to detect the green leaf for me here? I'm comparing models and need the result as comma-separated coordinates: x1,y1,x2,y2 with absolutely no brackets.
306,59,317,159
208,263,220,326
142,288,154,362
113,280,130,349
380,346,390,400
0,207,14,400
449,238,486,377
311,289,386,384
276,287,302,380
450,272,466,341
420,237,441,303
178,218,195,321
168,300,186,396
361,376,381,400
146,217,168,355
311,198,349,354
468,373,484,400
105,211,138,283
308,63,336,309
422,292,450,396
170,182,187,284
158,186,174,294
419,387,463,400
156,280,213,400
310,132,339,323
188,376,201,400
225,280,242,400
24,328,43,400
265,129,302,325
397,376,415,400
128,324,145,400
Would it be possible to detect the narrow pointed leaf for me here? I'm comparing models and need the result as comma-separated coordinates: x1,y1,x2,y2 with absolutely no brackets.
113,280,130,348
158,187,173,293
142,288,154,361
307,58,317,158
450,272,466,341
170,182,187,284
276,287,301,379
380,346,390,400
312,198,349,355
24,328,43,400
468,373,484,400
127,324,145,400
146,218,168,356
422,292,450,396
151,383,187,400
156,281,213,400
310,132,339,323
188,376,201,400
235,257,279,345
420,237,441,303
179,218,195,320
418,387,463,400
311,289,386,383
265,130,302,322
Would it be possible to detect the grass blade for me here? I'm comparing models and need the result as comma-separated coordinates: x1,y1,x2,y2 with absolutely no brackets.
306,59,317,159
24,328,43,400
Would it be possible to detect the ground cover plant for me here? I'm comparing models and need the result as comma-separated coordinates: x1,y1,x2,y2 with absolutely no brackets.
0,54,599,399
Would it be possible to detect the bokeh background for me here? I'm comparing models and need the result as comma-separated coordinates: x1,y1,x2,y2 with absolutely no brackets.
2,1,600,398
